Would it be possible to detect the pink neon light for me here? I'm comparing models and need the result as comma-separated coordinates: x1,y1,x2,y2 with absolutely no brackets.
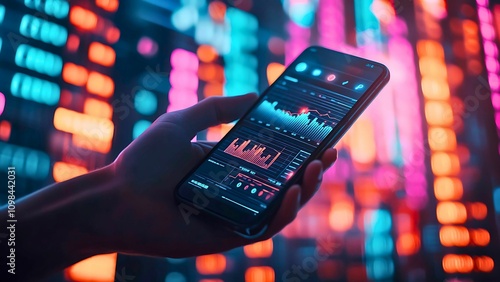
171,49,199,70
0,92,5,116
477,0,488,7
489,73,500,90
486,57,499,73
387,19,427,209
169,71,199,90
318,0,345,48
492,93,500,109
137,36,158,57
476,0,500,149
481,24,495,40
484,41,498,56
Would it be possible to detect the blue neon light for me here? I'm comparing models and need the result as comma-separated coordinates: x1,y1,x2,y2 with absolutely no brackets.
20,15,68,47
11,73,60,105
15,44,63,77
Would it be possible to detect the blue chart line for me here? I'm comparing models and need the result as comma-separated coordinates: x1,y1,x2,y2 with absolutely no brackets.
251,100,335,142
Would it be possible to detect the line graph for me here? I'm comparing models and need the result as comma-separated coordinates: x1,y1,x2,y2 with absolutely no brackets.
251,100,335,142
223,138,282,169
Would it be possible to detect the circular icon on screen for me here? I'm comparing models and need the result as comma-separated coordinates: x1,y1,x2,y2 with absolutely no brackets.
327,74,336,81
312,69,322,76
295,62,307,72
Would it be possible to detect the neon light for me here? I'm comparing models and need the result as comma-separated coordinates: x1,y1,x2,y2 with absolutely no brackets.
89,42,116,67
53,162,88,182
0,4,5,24
168,49,198,114
0,121,11,141
245,266,275,282
53,108,114,142
0,92,5,116
62,63,88,86
137,36,158,57
86,72,115,98
19,15,68,47
11,73,60,105
197,45,218,63
364,209,394,279
224,8,258,95
0,142,50,179
15,45,63,77
96,0,119,12
66,254,117,281
266,63,285,85
134,90,157,116
329,196,354,232
84,98,113,119
133,120,151,139
24,0,70,19
354,0,382,46
105,27,120,44
66,34,80,52
196,254,226,275
70,6,98,30
243,239,273,258
476,0,500,154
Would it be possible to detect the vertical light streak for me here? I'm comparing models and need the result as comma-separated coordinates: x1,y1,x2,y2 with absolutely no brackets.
476,0,500,154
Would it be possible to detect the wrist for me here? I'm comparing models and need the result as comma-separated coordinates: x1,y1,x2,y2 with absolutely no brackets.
14,164,123,279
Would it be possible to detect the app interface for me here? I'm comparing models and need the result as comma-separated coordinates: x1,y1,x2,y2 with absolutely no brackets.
183,59,383,216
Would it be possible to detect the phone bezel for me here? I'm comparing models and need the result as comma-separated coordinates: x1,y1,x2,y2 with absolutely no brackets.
175,46,390,236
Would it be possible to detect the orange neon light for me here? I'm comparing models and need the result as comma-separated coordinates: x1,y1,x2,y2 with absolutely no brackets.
53,162,88,182
442,254,474,273
196,254,226,275
70,7,98,30
396,233,421,256
72,135,112,154
198,64,224,82
53,108,114,142
245,266,275,282
95,0,119,13
434,177,463,201
425,101,454,126
431,152,460,176
197,45,218,63
267,63,286,85
475,256,494,272
66,253,117,282
86,72,115,98
439,226,469,247
84,98,113,119
468,202,487,220
89,42,116,67
428,127,457,151
63,63,89,86
470,228,490,246
244,239,273,258
204,82,223,97
436,202,467,224
329,198,354,232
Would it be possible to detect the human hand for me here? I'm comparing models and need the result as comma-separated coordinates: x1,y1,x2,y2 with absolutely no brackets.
98,93,337,258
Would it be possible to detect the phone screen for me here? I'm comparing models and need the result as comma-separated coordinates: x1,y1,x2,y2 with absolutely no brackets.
177,48,387,225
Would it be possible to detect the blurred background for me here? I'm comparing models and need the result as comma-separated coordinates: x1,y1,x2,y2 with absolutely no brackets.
1,0,500,281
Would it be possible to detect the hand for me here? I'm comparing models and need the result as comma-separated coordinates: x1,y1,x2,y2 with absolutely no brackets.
97,93,338,257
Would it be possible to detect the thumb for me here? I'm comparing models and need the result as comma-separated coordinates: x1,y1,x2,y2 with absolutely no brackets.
169,93,258,137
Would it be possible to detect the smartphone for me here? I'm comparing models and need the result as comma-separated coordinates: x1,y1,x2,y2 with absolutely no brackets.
175,46,390,238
